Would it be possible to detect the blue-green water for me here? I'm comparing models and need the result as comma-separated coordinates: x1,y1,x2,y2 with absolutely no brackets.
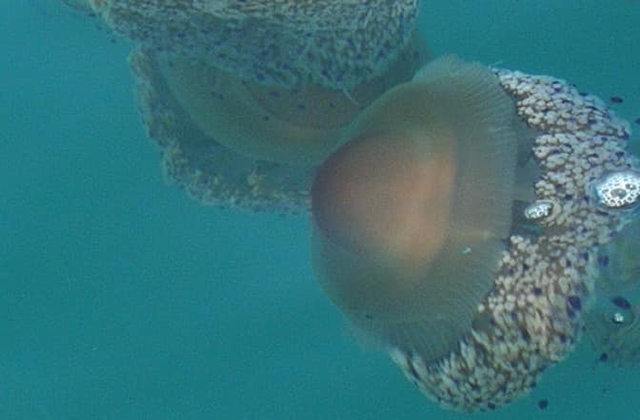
1,1,639,419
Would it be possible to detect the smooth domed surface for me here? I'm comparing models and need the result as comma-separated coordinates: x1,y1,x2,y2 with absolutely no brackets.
313,130,455,273
312,56,520,361
156,33,428,166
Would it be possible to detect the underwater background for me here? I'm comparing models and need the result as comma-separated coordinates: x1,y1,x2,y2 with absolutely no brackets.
1,1,639,419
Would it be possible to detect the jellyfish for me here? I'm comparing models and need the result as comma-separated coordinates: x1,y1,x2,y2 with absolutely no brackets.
585,218,640,366
311,55,638,411
128,32,428,212
58,0,425,212
86,0,420,90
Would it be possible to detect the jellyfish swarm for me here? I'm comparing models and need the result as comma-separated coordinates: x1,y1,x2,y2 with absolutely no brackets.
311,55,638,411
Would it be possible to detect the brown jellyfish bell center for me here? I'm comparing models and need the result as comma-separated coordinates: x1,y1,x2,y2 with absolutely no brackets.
311,55,521,362
312,128,457,279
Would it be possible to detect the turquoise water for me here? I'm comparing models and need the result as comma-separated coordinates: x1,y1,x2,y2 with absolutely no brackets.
2,1,639,419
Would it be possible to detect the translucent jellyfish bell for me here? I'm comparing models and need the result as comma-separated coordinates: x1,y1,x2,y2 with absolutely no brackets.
154,38,424,167
311,55,520,362
156,56,347,167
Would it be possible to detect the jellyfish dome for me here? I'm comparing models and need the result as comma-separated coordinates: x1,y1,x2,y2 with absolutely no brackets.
312,56,519,362
311,55,638,411
88,0,420,90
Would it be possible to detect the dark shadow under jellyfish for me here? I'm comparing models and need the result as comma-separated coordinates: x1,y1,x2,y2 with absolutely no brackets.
310,55,639,411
